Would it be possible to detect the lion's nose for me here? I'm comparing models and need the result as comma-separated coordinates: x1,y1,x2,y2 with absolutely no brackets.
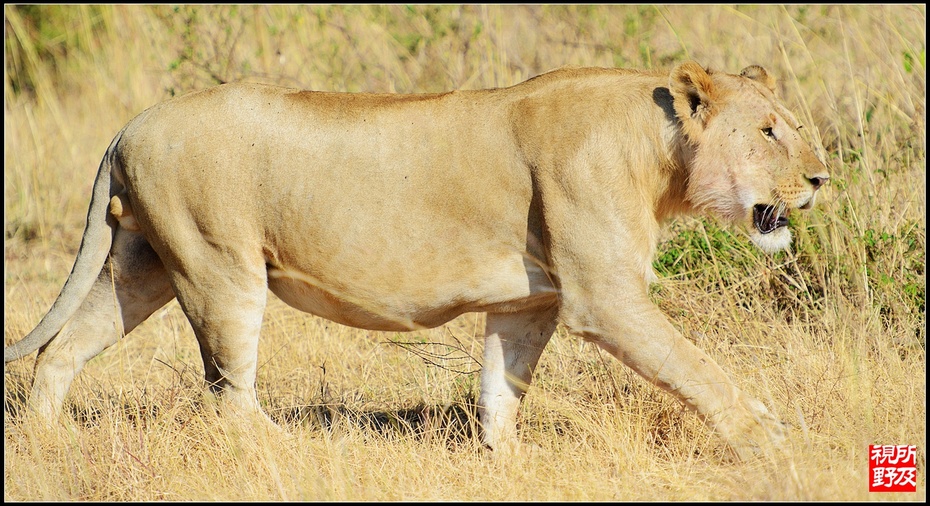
808,175,828,190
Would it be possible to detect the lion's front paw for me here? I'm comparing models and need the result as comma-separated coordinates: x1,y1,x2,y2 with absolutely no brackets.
720,395,790,461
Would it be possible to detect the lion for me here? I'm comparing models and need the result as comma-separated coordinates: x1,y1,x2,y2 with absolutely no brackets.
5,61,827,460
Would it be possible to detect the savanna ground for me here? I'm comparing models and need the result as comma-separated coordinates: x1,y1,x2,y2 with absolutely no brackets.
3,4,925,501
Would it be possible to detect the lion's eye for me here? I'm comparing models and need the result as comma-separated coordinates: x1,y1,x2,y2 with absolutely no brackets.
762,127,777,139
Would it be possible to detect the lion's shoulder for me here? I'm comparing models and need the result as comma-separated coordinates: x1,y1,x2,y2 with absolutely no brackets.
517,65,664,88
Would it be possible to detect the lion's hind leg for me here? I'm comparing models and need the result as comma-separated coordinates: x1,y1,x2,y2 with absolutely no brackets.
30,228,175,420
161,239,274,426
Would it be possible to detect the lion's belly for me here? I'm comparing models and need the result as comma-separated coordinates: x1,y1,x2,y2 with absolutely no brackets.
256,143,549,330
265,251,554,331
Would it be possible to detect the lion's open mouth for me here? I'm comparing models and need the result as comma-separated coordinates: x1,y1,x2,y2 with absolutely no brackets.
752,204,789,235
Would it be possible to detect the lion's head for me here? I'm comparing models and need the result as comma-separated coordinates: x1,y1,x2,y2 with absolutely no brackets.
670,62,829,253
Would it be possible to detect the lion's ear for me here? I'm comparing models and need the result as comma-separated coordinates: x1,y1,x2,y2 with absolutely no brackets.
670,61,719,140
739,65,777,92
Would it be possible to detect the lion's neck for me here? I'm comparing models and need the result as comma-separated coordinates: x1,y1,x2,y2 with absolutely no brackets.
653,136,697,222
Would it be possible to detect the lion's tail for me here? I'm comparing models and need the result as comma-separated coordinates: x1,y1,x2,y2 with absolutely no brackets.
4,130,125,363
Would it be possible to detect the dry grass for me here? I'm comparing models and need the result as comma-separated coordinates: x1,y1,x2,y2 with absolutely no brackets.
3,5,925,501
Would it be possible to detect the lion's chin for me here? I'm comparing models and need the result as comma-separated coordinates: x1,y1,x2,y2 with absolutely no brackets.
750,226,792,254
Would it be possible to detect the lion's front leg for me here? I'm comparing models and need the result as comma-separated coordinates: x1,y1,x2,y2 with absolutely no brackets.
565,295,787,460
479,305,559,453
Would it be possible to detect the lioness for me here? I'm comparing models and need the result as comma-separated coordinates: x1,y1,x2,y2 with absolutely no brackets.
5,62,827,459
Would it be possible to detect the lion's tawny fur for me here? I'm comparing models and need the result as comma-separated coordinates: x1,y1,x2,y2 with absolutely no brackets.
6,62,828,460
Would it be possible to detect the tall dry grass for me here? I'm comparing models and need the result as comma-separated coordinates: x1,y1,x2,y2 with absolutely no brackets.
3,4,925,501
